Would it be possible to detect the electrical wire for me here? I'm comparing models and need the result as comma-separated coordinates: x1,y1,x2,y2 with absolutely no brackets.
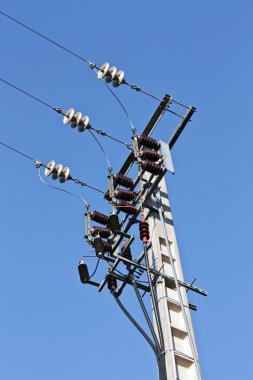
0,78,54,110
0,10,191,111
0,138,36,162
87,129,112,170
89,258,101,279
37,166,89,207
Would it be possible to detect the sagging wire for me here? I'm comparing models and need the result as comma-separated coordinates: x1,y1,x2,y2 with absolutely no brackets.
0,77,132,149
87,129,112,171
37,166,89,208
0,10,191,112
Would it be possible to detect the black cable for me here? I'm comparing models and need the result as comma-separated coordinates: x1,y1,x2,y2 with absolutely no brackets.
89,258,100,278
0,10,98,69
0,78,53,109
0,139,36,162
0,10,191,111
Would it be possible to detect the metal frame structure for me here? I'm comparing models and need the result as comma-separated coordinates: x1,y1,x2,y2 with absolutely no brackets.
80,95,206,380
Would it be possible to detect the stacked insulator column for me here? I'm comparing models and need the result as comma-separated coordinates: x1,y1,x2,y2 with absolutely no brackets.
139,216,150,243
115,189,135,201
141,160,163,175
113,173,133,189
63,108,90,132
45,160,70,183
140,148,160,162
91,211,109,226
91,227,111,239
138,135,160,151
117,200,136,215
98,62,125,88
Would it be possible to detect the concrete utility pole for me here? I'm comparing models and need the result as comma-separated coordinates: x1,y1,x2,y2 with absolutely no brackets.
145,176,202,379
77,93,207,380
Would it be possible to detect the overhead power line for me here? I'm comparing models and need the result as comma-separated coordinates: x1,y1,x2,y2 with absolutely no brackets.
0,9,190,112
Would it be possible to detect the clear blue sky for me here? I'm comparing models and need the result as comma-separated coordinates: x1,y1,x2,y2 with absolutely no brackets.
0,1,252,379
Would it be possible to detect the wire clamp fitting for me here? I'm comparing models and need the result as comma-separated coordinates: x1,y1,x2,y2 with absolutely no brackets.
34,160,43,168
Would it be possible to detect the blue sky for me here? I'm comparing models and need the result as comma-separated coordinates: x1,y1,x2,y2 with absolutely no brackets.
0,1,252,379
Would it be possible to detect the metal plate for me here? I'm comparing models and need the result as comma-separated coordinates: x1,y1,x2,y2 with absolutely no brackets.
159,140,174,173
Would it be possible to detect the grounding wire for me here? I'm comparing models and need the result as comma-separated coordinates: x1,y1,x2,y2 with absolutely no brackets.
37,166,89,207
0,10,190,111
87,129,112,170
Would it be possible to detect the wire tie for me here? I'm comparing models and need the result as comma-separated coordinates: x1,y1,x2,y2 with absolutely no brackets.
34,160,43,168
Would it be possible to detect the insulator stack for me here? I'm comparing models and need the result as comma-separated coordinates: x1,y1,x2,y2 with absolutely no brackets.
113,173,133,189
117,200,136,215
138,135,160,151
78,260,90,283
90,211,109,226
91,227,111,238
139,220,150,242
140,148,160,162
121,246,132,262
103,242,113,254
98,62,125,87
108,275,117,291
114,189,135,201
141,160,163,175
45,160,70,183
93,236,104,257
107,214,120,234
63,108,90,132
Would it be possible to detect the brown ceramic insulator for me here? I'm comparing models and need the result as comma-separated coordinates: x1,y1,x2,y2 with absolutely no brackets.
138,135,160,151
117,200,136,215
141,160,163,175
113,173,134,189
121,246,132,262
103,242,113,254
139,221,150,242
114,189,135,201
91,226,111,238
107,275,117,291
90,211,109,226
107,214,120,234
140,148,160,162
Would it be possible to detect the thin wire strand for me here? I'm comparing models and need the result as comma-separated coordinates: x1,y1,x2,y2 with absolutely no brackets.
0,11,97,67
0,78,53,109
0,139,36,162
89,258,100,278
0,10,191,110
94,68,135,132
37,167,89,208
87,129,112,170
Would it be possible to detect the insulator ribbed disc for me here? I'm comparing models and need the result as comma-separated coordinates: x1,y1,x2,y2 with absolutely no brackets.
71,112,82,128
59,167,70,183
98,62,110,79
105,66,117,83
63,108,75,125
52,164,63,180
45,160,55,176
113,70,125,87
78,116,90,132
